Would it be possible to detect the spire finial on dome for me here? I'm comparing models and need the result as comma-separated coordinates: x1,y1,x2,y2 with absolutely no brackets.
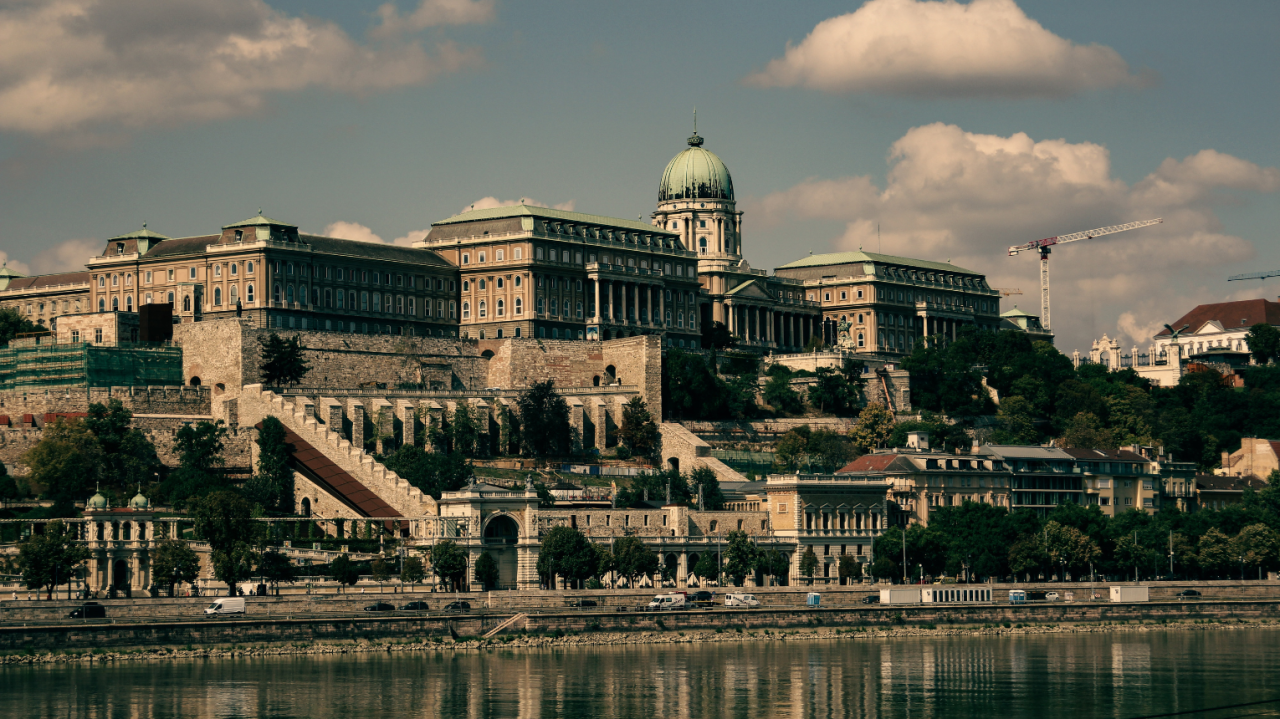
687,108,704,147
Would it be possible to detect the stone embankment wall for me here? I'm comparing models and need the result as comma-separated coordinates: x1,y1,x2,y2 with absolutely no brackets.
3,596,1278,652
682,419,857,450
0,386,210,423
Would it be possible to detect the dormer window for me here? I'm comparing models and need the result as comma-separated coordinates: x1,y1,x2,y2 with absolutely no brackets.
116,243,125,255
234,230,243,242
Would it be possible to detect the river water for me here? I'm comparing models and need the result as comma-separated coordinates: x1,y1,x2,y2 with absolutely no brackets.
4,629,1278,718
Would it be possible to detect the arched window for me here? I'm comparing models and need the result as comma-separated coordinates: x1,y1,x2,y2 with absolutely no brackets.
98,276,105,288
515,275,522,287
213,287,222,306
246,285,254,303
274,284,281,301
334,290,343,309
213,265,221,278
111,297,119,311
98,298,105,311
286,286,294,302
497,299,505,316
361,292,369,311
125,296,133,311
857,332,865,348
576,301,583,318
462,280,469,291
230,263,238,276
462,302,470,319
514,327,521,337
230,285,239,304
125,273,133,286
182,295,191,312
479,300,486,318
479,279,486,290
246,260,255,273
515,297,522,315
111,274,118,287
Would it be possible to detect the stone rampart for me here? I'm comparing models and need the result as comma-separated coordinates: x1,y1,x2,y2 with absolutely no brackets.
0,386,210,423
658,423,747,484
0,425,254,470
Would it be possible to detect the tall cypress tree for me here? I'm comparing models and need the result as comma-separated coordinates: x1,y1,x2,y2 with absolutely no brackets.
246,416,293,512
258,333,310,386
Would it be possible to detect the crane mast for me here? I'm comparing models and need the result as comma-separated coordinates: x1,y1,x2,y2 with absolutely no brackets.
1008,218,1162,331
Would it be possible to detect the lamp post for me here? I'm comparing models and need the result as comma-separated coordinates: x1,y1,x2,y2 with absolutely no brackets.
1240,555,1245,582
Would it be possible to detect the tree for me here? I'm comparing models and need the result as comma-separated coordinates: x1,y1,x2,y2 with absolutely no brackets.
536,526,596,589
807,359,865,415
1198,528,1233,577
662,350,723,420
759,548,789,586
22,418,102,509
1041,520,1101,576
993,396,1039,445
429,541,469,591
613,536,659,588
371,557,392,589
256,549,297,595
701,321,736,364
85,399,160,493
437,403,486,458
0,306,43,346
1246,323,1280,365
1231,524,1278,576
807,429,856,473
693,552,720,585
0,462,22,500
618,396,661,460
474,551,500,590
764,373,805,415
1115,534,1157,580
722,530,759,587
258,333,310,386
163,420,229,503
19,520,91,599
379,445,471,500
192,490,258,594
518,380,574,462
688,467,725,510
593,543,617,585
870,557,898,581
328,554,361,592
244,416,293,512
152,538,201,597
401,556,426,587
799,546,819,585
775,426,811,472
1008,534,1046,580
838,554,861,584
1060,412,1116,450
849,403,894,453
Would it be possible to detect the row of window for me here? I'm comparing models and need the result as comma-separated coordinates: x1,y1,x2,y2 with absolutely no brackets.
269,261,439,289
817,286,991,313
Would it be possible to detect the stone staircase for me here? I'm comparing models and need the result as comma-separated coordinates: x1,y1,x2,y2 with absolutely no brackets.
237,384,438,518
482,612,529,638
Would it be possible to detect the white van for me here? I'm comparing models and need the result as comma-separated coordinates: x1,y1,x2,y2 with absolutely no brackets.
646,594,687,611
205,597,246,615
724,593,760,608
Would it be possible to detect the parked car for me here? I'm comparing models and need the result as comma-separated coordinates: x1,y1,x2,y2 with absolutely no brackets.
691,591,716,608
443,601,471,612
363,602,395,612
400,601,430,611
861,595,880,605
68,602,106,619
1045,592,1061,602
564,598,598,608
1176,589,1201,598
205,597,246,615
724,593,759,608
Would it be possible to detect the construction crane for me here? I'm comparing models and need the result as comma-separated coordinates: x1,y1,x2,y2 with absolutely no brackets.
993,288,1022,298
1008,218,1163,331
1229,270,1280,282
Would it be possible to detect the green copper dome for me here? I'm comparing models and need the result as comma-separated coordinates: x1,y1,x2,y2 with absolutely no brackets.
129,491,150,510
659,133,734,203
87,491,108,509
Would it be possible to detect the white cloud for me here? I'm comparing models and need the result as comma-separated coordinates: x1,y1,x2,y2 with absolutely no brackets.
322,221,428,247
31,238,99,274
0,252,31,277
373,0,495,38
464,197,576,213
0,0,487,135
748,122,1279,351
747,0,1148,98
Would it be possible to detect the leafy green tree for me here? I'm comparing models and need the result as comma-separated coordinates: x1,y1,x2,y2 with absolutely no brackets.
19,520,91,599
192,490,258,594
837,554,861,584
759,548,789,586
1246,323,1280,365
163,420,229,503
0,462,22,500
518,380,573,462
371,557,392,586
22,418,102,510
722,530,759,587
378,445,471,499
693,552,720,585
613,536,659,588
799,546,819,585
764,373,805,415
688,466,725,510
663,350,723,420
618,396,661,460
434,402,486,457
993,396,1039,445
617,468,689,508
244,416,293,511
401,556,426,587
1060,412,1116,449
701,320,736,363
807,359,865,415
1231,523,1278,576
870,557,898,581
256,548,297,595
775,426,811,472
429,541,468,592
85,399,160,493
1041,520,1101,575
535,526,596,589
152,538,201,597
849,403,895,453
0,306,43,346
474,551,500,590
1008,534,1046,580
888,413,971,452
723,373,759,420
593,543,617,585
807,429,856,472
1114,534,1157,580
1197,528,1233,577
258,333,311,386
328,554,361,593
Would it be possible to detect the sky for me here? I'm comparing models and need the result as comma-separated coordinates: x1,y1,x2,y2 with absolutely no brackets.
0,0,1276,353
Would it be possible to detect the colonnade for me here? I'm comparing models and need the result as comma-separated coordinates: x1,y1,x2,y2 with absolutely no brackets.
590,277,694,330
722,301,820,350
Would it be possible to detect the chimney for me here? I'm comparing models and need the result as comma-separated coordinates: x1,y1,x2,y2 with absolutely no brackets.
906,430,929,451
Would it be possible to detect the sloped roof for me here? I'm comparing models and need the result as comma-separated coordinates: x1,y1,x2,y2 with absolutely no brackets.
1157,299,1280,336
110,225,170,241
264,423,402,518
775,250,977,275
141,233,454,266
837,454,904,473
433,203,676,235
1195,474,1266,492
2,271,91,290
1060,448,1148,462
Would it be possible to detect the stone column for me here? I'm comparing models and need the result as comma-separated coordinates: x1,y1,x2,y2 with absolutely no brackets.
396,400,417,447
593,279,601,323
371,399,394,454
620,281,628,324
347,400,365,449
659,285,666,327
633,283,640,324
678,552,689,588
424,401,444,452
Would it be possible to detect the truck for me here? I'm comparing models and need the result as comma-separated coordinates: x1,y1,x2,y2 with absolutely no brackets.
879,588,922,604
1109,586,1150,603
646,593,687,611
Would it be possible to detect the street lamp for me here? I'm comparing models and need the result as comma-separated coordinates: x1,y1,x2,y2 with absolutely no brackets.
1240,555,1245,582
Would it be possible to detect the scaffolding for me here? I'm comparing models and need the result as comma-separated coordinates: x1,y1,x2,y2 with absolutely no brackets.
0,340,182,390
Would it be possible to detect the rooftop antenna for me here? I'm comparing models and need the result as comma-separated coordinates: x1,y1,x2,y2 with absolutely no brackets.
878,223,881,253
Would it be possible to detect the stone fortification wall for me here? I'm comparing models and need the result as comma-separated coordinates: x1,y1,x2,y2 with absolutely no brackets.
0,426,254,471
0,386,210,424
659,423,747,484
603,336,662,420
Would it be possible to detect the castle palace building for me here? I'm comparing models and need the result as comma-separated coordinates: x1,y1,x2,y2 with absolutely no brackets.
773,251,1001,357
651,130,823,351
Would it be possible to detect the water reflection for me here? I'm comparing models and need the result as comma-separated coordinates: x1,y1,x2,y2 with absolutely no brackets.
3,629,1276,719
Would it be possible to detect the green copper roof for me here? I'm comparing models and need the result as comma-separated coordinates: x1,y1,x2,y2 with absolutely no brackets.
434,204,676,235
223,212,294,229
0,263,25,279
109,225,170,241
1000,306,1038,318
659,134,734,202
775,250,978,275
